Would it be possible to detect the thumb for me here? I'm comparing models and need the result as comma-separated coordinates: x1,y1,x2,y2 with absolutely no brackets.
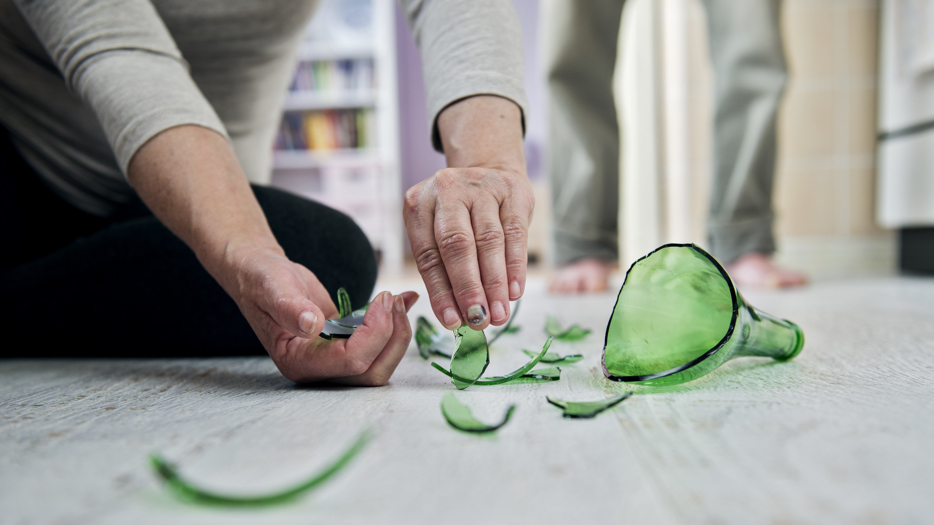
262,293,326,339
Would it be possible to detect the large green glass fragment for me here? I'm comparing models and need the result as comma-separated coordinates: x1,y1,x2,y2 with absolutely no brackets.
602,244,805,386
441,393,515,433
546,394,632,418
433,338,555,386
522,349,583,365
450,326,490,389
149,430,372,506
545,316,591,341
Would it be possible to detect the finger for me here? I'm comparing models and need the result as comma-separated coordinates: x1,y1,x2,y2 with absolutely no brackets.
404,184,462,330
435,197,489,330
332,294,413,386
400,291,420,312
259,291,326,339
500,187,532,301
470,198,510,326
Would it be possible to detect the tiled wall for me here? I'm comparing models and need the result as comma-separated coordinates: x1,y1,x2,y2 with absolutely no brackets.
686,0,895,276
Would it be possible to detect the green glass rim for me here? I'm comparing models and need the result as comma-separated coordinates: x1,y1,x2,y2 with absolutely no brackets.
602,243,740,382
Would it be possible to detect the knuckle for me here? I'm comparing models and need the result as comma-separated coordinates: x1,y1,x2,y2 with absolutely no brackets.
474,226,504,250
437,230,474,257
403,186,422,214
413,247,444,275
501,218,527,242
483,274,508,291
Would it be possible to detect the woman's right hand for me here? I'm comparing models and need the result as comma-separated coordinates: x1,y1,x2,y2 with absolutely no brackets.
225,246,418,385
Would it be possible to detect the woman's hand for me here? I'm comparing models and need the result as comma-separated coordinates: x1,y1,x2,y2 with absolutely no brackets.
404,95,532,332
128,126,417,385
225,247,418,385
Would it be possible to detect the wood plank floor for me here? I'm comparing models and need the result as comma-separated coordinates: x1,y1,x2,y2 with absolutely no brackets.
1,276,932,524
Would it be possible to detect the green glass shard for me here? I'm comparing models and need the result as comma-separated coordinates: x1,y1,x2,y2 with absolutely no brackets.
149,430,372,506
441,393,515,433
337,287,352,319
488,300,521,344
603,244,805,386
432,337,553,386
320,289,369,340
522,349,583,365
544,315,592,341
450,326,490,389
504,367,561,383
546,393,632,419
415,316,453,359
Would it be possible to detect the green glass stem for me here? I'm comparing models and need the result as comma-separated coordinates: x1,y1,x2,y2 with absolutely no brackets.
602,243,805,386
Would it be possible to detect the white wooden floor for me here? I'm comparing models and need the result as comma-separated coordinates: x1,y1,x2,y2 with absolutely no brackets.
2,275,933,524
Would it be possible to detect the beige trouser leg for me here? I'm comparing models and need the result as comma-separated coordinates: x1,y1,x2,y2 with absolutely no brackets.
703,0,787,265
546,0,786,267
544,0,625,267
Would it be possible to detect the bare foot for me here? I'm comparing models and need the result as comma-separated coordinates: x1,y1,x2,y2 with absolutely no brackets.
549,258,614,294
724,252,808,289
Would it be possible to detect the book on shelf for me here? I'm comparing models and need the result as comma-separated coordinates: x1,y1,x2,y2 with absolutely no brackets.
274,108,375,151
289,58,375,93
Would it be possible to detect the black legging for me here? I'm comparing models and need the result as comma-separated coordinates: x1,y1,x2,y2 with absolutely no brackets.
0,127,378,357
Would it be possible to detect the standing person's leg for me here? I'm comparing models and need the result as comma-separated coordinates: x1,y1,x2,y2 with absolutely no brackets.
703,0,805,287
543,0,624,293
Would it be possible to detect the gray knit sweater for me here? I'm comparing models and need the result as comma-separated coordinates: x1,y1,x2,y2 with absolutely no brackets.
0,0,527,216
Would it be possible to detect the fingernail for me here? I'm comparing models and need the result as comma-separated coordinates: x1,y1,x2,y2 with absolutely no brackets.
393,295,405,313
466,304,486,326
442,308,461,329
510,280,521,299
491,301,506,323
381,292,393,311
299,311,317,334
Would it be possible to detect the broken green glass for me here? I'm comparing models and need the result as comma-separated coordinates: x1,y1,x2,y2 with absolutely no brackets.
603,244,805,386
545,315,592,341
546,393,632,419
522,349,583,365
450,326,490,389
504,366,561,383
415,316,453,359
337,287,352,318
433,337,553,386
149,430,372,506
488,300,521,344
441,393,515,433
320,289,370,340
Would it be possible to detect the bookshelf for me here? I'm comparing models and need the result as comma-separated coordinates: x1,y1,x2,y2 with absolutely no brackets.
271,0,403,274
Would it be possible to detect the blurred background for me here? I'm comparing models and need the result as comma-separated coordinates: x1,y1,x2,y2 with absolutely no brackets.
269,0,933,282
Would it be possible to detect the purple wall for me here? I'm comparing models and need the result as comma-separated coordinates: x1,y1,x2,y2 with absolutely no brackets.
394,0,546,195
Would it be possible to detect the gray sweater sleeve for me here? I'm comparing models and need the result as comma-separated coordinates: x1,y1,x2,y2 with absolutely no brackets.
398,0,529,152
13,0,228,176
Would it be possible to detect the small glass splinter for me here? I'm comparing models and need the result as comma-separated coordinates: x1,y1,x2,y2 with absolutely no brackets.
450,326,490,389
441,393,515,433
522,349,583,365
415,316,453,359
433,337,554,386
488,300,521,344
546,393,632,419
337,287,352,318
544,316,591,341
149,430,372,506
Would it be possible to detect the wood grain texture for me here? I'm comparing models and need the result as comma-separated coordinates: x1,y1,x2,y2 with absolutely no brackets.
1,276,932,524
